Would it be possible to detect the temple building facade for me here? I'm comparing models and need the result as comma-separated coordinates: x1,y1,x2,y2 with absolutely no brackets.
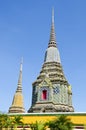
28,9,74,113
6,9,86,129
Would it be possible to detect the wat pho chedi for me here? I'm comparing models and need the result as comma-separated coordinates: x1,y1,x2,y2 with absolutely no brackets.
6,9,86,129
28,9,74,113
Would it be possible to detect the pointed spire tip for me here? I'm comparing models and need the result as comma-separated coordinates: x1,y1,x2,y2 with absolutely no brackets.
52,7,54,23
20,57,23,72
48,7,56,47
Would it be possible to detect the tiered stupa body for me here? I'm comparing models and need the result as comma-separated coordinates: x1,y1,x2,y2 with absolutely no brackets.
8,59,25,113
28,10,74,113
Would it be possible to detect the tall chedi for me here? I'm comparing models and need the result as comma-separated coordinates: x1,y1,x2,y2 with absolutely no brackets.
28,9,74,113
8,59,25,113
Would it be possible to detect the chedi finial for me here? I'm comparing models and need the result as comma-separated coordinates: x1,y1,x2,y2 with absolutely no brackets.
52,7,54,23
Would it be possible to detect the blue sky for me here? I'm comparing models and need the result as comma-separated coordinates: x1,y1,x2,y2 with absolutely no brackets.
0,0,86,113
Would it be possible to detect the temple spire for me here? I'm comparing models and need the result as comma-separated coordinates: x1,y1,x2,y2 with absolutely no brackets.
44,9,61,63
28,9,74,113
8,58,25,113
48,8,56,47
16,57,23,92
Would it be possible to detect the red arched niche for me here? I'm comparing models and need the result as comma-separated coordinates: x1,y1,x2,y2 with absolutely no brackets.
41,90,47,100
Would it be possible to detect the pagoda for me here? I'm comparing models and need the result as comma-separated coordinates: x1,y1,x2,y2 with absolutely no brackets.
28,9,74,113
8,59,25,113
